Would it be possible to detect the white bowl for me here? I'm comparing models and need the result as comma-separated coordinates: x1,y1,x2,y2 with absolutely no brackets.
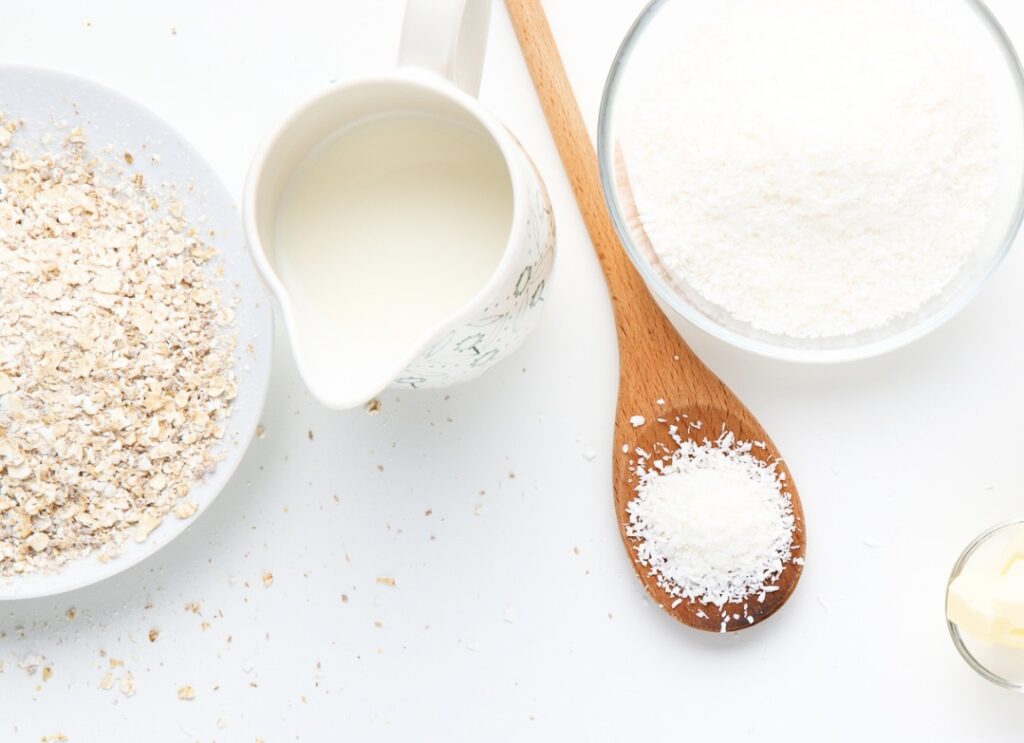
0,66,273,599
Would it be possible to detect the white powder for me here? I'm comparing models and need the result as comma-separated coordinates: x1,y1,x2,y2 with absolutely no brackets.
626,431,795,611
620,0,1000,338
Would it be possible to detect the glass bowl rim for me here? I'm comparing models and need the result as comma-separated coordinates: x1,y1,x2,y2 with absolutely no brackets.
596,0,1024,364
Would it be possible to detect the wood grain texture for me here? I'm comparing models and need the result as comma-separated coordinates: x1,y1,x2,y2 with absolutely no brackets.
504,0,805,631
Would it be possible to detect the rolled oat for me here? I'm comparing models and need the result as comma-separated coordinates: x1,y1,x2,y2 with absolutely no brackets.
0,113,237,575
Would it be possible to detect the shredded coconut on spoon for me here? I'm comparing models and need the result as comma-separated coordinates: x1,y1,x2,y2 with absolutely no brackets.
626,430,796,618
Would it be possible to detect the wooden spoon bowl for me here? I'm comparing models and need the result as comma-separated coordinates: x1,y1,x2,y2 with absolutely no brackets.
612,286,806,631
506,0,806,631
615,396,805,631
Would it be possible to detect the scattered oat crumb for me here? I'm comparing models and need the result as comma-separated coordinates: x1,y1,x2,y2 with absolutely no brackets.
14,654,37,676
256,424,267,439
109,658,124,669
148,628,160,642
123,151,133,165
65,608,76,621
307,429,314,441
120,672,135,697
98,672,114,691
376,576,396,587
185,602,201,615
341,594,349,603
177,685,195,700
364,398,382,415
373,620,383,628
262,571,273,587
41,666,53,682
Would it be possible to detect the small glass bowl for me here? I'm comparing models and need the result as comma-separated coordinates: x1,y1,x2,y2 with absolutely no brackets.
597,0,1024,362
947,520,1024,691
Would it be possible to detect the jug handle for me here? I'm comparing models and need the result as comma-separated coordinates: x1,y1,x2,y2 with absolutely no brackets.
398,0,491,97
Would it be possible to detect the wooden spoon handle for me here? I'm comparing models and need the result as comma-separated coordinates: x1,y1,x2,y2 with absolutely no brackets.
504,0,642,302
504,0,711,382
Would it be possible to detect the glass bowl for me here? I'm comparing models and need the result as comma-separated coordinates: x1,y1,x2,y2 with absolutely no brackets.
947,520,1024,691
597,0,1024,362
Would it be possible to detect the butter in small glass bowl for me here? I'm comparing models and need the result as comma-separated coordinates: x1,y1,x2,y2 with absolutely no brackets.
947,520,1024,690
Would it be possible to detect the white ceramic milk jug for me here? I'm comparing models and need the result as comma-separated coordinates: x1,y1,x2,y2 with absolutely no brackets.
243,0,555,409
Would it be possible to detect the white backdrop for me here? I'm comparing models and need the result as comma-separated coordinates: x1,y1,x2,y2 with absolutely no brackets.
2,0,1024,739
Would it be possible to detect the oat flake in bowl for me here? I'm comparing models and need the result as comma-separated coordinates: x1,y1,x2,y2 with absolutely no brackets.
0,98,254,582
0,113,238,574
0,67,271,598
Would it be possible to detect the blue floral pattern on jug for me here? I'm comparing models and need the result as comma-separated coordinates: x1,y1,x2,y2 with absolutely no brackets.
395,155,555,390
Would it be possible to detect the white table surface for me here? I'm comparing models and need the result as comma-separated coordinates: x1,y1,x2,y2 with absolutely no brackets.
3,1,1024,740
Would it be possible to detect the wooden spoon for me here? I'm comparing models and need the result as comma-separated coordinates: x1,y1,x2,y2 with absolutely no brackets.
505,0,806,631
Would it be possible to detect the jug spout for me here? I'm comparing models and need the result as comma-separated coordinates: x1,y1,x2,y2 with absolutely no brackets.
286,316,415,411
298,366,392,412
